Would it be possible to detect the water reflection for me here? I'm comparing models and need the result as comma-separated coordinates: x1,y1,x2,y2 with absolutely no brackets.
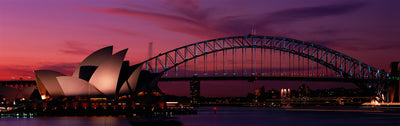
1,107,400,126
0,116,131,126
176,107,400,126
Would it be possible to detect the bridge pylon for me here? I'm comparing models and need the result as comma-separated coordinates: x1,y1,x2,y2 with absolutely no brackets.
387,62,400,102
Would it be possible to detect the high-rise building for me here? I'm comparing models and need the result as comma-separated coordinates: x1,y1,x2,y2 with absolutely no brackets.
280,88,291,98
255,88,261,96
388,62,400,102
190,78,200,105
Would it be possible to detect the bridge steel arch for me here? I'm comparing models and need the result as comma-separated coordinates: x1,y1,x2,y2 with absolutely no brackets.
139,35,389,97
141,35,388,80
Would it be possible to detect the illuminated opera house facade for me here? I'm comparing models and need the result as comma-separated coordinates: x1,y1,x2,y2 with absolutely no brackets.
34,46,159,100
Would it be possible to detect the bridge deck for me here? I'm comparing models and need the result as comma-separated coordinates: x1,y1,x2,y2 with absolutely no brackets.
159,76,381,83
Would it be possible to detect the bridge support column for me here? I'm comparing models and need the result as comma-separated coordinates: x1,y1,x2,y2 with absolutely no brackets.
190,77,200,106
388,62,400,102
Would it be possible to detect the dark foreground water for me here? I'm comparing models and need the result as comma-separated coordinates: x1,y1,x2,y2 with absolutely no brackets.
2,107,400,126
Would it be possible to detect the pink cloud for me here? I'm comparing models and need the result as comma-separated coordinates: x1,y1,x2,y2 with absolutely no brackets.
94,25,142,37
59,41,93,55
89,7,202,27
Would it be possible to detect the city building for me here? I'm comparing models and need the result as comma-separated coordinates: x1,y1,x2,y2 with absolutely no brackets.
388,62,400,102
280,88,291,98
190,78,200,104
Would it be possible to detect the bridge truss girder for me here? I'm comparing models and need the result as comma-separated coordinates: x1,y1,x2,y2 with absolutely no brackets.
139,35,389,98
142,36,387,79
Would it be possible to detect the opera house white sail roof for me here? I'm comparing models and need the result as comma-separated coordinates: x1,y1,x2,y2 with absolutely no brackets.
0,85,36,103
34,46,142,99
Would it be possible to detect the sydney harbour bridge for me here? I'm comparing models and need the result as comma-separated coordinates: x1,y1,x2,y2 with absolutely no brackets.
1,35,399,102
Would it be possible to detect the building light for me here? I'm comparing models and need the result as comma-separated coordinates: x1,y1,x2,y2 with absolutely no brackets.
166,102,178,107
41,95,46,100
90,98,107,101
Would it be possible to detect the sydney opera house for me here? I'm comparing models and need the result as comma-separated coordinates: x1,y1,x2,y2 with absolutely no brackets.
33,46,161,100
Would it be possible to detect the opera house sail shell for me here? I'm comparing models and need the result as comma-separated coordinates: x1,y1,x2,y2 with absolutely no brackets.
0,85,36,103
88,49,127,95
34,70,66,98
34,46,143,99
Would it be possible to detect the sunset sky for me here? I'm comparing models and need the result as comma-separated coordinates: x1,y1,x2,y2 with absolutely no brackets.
1,0,399,96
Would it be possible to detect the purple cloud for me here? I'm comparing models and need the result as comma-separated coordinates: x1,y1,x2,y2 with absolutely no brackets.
39,63,79,75
59,41,93,55
259,2,366,25
309,38,400,51
163,0,212,22
0,66,34,78
94,25,142,37
90,7,202,27
83,1,366,39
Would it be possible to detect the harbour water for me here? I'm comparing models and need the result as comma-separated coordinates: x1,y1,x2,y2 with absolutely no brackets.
1,107,400,126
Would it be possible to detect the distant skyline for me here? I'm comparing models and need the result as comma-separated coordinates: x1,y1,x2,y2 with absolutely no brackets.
1,0,399,97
